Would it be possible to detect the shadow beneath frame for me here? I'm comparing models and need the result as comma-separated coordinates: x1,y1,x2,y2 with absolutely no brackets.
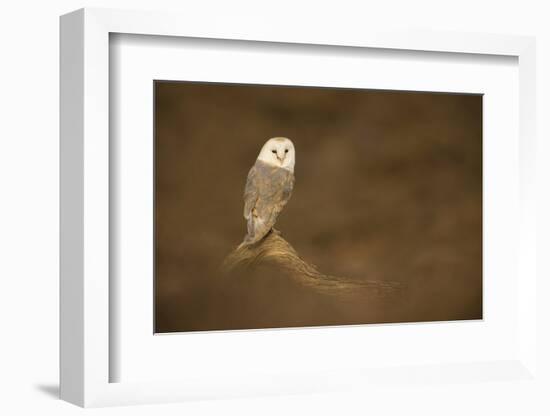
34,383,59,399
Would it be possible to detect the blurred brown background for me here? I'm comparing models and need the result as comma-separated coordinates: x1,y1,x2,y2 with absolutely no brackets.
154,81,482,333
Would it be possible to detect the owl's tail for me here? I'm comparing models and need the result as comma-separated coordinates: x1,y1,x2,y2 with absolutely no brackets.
240,216,272,248
238,232,266,249
239,226,279,249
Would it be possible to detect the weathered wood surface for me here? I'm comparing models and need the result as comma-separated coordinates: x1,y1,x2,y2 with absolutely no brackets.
222,230,402,296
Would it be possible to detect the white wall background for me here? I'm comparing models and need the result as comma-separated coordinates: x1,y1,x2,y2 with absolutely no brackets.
0,1,548,415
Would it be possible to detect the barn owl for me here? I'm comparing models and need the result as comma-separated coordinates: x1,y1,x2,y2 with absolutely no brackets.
242,137,295,246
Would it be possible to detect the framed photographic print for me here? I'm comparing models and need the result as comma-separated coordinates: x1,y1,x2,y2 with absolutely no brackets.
153,81,482,333
60,8,538,408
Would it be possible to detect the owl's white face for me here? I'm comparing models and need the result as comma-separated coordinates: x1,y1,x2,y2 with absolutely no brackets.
257,137,295,172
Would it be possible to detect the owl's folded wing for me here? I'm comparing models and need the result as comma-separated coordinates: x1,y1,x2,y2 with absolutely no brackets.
243,165,258,220
265,172,294,225
254,170,294,239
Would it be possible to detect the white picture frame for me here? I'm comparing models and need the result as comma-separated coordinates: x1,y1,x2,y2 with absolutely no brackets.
60,7,537,408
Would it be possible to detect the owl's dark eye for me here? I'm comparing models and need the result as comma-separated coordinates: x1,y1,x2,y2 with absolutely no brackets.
285,149,289,153
272,150,277,153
